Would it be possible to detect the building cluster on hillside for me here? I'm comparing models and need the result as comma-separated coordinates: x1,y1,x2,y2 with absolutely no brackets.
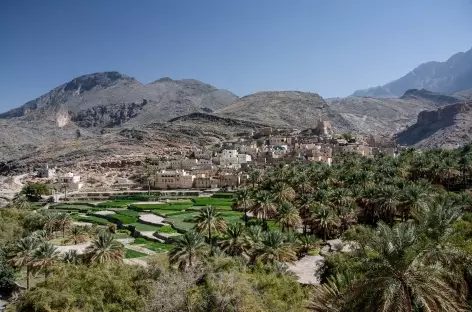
149,120,403,190
33,120,404,191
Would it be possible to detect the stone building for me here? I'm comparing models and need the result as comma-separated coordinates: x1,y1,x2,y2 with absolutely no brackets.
153,170,196,189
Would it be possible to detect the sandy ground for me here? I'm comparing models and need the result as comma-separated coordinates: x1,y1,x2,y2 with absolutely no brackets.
287,255,325,285
94,210,116,215
72,221,93,227
55,242,92,255
139,214,168,226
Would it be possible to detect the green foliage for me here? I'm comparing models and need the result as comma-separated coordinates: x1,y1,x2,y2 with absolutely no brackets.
192,197,233,207
21,182,50,200
96,200,135,208
125,249,148,259
104,214,137,225
114,209,141,218
12,264,150,312
156,225,177,234
132,238,174,252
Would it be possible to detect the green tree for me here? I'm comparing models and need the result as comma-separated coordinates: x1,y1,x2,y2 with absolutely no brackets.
275,200,301,232
84,232,124,265
169,231,207,270
347,222,468,311
218,223,249,257
31,242,59,282
233,188,253,225
8,236,38,289
253,231,297,265
194,206,228,249
21,182,49,201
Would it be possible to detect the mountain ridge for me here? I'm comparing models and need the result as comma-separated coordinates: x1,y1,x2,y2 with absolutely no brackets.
352,47,472,97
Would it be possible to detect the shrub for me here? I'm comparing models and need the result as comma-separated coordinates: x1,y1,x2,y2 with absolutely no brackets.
156,226,177,234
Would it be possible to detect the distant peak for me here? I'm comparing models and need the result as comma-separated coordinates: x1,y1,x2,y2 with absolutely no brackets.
154,77,174,83
64,71,135,92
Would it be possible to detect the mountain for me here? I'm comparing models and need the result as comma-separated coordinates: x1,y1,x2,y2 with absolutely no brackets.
352,47,472,97
0,72,238,127
215,91,353,132
396,101,472,148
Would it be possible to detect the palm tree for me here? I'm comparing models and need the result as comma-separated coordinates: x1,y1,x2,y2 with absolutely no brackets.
194,206,228,249
272,182,296,202
142,164,158,195
296,235,320,257
374,184,401,223
30,230,49,243
312,204,339,242
254,231,297,264
250,190,277,229
400,183,430,221
346,222,468,312
8,236,38,289
247,168,263,189
31,242,59,283
233,188,253,225
309,271,359,312
218,223,249,257
275,200,301,232
169,231,207,270
245,225,264,250
63,249,81,265
84,232,124,265
66,225,89,245
55,213,73,238
11,193,32,210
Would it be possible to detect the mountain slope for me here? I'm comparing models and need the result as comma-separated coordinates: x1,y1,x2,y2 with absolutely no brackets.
326,89,461,135
353,48,472,97
0,72,238,127
396,101,472,148
215,91,353,132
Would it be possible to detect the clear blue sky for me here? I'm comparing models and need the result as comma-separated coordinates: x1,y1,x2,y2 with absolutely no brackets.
1,0,471,112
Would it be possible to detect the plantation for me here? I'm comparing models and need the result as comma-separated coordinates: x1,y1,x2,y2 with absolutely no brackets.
96,200,135,208
124,249,148,259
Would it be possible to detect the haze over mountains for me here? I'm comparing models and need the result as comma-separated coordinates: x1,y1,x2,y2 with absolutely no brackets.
1,47,472,170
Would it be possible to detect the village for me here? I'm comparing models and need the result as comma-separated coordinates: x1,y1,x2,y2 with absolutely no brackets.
15,120,403,199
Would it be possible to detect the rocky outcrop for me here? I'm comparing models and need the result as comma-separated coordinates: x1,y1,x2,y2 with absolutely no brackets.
396,102,472,148
72,100,148,127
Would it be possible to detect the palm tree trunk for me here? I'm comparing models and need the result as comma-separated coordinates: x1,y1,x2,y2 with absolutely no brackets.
208,227,212,250
26,266,30,290
148,180,151,195
323,228,327,243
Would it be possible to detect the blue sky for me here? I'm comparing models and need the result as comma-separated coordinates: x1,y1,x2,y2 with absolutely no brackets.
1,0,471,111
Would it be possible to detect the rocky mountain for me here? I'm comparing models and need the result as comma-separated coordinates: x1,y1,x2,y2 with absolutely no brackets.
353,47,472,97
0,72,238,127
396,101,472,148
215,91,353,132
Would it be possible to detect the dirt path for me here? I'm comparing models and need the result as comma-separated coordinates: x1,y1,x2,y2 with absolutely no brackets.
287,255,325,285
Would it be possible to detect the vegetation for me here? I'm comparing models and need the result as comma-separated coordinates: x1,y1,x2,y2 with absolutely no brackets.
5,146,472,310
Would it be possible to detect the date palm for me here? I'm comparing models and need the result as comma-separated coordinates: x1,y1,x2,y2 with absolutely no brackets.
275,200,301,232
218,223,249,257
347,222,468,312
84,232,124,265
169,231,207,270
194,206,228,249
374,185,401,223
66,225,89,245
311,203,339,242
63,249,81,265
254,231,297,264
55,213,73,238
400,183,430,221
31,242,60,283
250,190,277,228
272,182,296,202
8,236,38,289
11,193,32,210
233,188,252,225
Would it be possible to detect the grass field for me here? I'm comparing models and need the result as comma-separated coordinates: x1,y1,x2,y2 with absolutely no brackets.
125,249,148,259
96,200,135,208
114,209,142,217
130,223,161,232
131,238,173,252
74,215,111,225
191,197,233,206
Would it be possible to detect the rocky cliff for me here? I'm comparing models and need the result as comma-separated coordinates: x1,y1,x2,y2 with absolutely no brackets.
396,102,472,148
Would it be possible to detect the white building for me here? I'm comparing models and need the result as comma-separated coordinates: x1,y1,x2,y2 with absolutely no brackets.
57,173,83,190
153,170,196,189
38,164,55,179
